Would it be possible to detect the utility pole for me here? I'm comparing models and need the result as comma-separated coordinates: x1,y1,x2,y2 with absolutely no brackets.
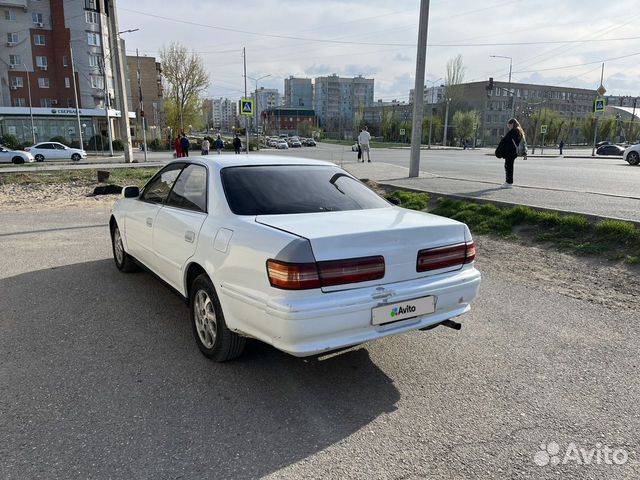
409,0,431,177
22,64,36,145
591,63,605,157
243,47,249,154
99,57,114,156
136,49,147,162
69,45,83,149
107,0,134,163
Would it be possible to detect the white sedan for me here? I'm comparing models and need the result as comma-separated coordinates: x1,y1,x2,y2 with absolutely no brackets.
110,156,481,361
25,141,87,162
276,140,289,149
0,144,35,164
623,143,640,165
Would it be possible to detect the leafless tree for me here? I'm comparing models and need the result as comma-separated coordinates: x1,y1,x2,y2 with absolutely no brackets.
161,42,209,132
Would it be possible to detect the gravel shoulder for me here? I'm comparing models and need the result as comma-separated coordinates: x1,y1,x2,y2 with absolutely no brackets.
2,182,638,313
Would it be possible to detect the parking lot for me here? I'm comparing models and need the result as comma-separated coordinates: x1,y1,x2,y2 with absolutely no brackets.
1,205,639,479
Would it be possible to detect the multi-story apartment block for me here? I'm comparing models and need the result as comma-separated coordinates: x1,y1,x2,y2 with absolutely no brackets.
409,85,446,105
250,87,281,117
284,76,313,108
313,74,374,136
0,0,127,145
203,97,237,133
126,55,163,141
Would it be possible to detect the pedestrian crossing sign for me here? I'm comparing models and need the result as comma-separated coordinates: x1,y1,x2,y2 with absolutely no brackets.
240,99,254,116
594,98,605,114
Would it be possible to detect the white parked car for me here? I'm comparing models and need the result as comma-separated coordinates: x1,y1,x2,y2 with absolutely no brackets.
623,143,640,165
276,140,289,149
25,141,87,162
110,156,481,361
0,144,35,164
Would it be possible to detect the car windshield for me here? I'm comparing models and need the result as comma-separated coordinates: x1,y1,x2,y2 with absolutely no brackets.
221,165,389,215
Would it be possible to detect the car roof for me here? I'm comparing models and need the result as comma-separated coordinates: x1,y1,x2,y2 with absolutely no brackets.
169,155,334,170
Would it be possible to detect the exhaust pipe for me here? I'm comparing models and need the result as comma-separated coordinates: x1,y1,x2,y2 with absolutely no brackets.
420,319,462,331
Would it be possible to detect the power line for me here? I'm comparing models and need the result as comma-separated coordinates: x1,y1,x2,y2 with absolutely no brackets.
118,8,640,48
514,51,640,73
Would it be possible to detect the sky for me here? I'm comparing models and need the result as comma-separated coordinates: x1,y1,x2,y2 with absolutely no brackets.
118,0,640,102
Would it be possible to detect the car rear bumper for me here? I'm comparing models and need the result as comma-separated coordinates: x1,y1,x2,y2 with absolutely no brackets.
221,265,481,357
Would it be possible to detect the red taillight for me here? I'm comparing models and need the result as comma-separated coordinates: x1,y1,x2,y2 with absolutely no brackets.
267,256,385,290
417,242,476,272
318,256,385,287
266,260,321,290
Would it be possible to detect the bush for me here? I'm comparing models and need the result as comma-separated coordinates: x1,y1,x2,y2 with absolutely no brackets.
386,191,430,211
88,135,109,151
148,138,167,151
595,220,639,242
112,139,124,151
69,140,81,149
0,134,21,149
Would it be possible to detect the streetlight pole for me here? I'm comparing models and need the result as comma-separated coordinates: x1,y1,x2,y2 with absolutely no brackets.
490,55,514,130
22,64,36,145
248,74,271,146
443,98,451,146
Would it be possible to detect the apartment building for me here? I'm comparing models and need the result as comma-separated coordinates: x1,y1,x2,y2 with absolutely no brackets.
202,97,237,133
126,55,163,141
0,0,126,144
250,87,281,117
284,76,313,108
313,74,374,136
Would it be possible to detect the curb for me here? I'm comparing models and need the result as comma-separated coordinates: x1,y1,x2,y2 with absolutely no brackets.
370,180,640,228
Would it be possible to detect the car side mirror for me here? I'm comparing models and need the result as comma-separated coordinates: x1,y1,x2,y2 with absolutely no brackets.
122,185,140,198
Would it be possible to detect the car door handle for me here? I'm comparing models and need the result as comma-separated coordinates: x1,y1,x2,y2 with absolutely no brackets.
146,217,153,227
185,231,195,243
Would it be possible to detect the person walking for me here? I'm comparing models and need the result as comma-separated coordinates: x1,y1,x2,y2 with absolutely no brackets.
358,126,371,162
180,134,190,157
201,138,210,155
494,118,525,188
559,139,564,155
233,134,242,154
174,136,182,158
214,134,224,155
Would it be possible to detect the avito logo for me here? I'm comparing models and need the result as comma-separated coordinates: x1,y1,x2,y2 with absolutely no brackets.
390,305,416,317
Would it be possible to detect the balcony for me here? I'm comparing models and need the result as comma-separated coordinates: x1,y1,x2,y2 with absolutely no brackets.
0,0,27,9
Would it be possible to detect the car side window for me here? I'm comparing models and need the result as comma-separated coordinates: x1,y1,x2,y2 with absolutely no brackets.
141,164,184,205
166,164,208,213
54,144,66,150
40,144,52,149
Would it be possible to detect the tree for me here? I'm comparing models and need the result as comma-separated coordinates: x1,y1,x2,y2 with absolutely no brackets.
161,42,209,132
623,120,640,143
444,54,466,107
452,110,480,145
581,116,597,144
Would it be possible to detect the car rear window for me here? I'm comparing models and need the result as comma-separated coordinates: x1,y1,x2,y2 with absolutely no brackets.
221,165,389,215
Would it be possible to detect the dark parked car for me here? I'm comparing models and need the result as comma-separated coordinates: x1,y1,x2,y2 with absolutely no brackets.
596,144,625,156
595,141,610,148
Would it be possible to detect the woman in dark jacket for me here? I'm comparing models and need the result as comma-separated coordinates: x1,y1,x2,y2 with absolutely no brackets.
495,118,525,188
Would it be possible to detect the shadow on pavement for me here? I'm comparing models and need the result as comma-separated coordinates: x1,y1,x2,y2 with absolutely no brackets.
0,259,399,479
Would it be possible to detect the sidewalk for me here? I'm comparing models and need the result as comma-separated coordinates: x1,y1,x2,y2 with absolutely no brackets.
341,162,640,225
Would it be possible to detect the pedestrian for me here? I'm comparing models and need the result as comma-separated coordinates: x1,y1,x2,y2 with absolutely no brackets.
494,118,525,188
358,126,371,162
559,139,564,155
233,134,242,154
214,134,224,155
201,137,210,155
174,136,182,158
463,139,468,150
180,134,190,157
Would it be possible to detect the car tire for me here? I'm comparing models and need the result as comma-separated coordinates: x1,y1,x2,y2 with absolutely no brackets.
627,151,640,166
11,156,24,164
35,154,44,162
71,153,81,161
111,223,138,272
190,274,246,362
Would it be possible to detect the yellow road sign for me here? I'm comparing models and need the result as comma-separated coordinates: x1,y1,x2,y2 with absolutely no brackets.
240,99,254,116
594,98,605,114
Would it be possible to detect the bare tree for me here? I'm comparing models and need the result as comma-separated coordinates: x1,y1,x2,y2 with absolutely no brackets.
444,54,466,106
161,42,209,132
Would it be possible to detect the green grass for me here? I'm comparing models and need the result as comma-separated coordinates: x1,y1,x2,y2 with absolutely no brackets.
389,191,640,265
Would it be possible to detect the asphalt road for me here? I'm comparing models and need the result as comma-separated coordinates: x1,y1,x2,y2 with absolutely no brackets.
1,208,638,479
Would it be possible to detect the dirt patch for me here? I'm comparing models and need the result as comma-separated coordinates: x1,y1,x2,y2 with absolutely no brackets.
0,183,118,212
